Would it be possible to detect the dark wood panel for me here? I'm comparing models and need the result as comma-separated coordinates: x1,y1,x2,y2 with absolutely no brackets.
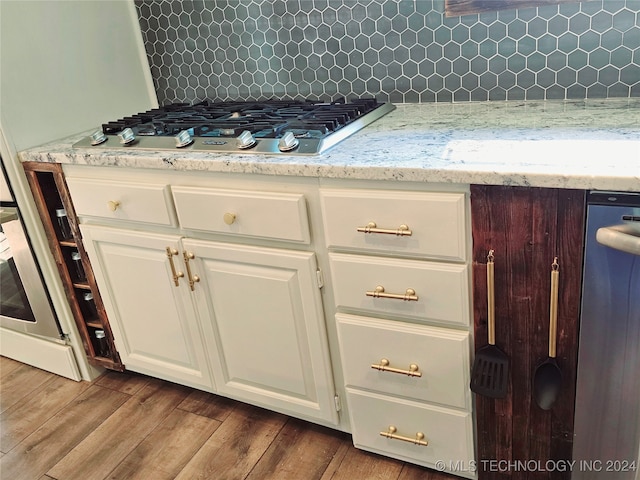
470,186,585,480
48,164,123,368
445,0,579,17
22,161,123,371
548,189,585,478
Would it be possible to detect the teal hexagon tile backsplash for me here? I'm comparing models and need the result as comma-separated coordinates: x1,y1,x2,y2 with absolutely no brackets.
133,0,640,104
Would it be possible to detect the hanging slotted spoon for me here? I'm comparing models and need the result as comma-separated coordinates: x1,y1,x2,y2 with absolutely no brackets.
533,257,563,410
470,250,509,398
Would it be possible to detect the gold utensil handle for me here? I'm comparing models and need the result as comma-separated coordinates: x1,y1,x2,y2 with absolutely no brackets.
371,358,422,377
487,249,495,345
166,247,184,286
380,426,428,446
549,257,559,358
183,251,200,291
357,222,412,236
366,285,418,301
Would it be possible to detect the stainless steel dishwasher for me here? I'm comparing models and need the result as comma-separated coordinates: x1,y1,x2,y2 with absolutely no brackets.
573,191,640,480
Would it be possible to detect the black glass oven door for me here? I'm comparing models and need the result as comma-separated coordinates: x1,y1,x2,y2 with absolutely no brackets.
0,207,61,339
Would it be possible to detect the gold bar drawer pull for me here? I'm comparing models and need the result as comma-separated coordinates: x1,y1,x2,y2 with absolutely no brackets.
183,251,200,291
366,285,418,301
166,247,184,286
380,426,428,446
357,222,412,236
371,358,422,377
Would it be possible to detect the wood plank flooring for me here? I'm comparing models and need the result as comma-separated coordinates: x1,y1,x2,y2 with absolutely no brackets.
0,356,458,480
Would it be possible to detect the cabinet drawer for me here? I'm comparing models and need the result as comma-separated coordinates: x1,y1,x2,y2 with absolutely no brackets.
66,177,174,226
320,189,467,261
346,388,475,476
337,314,471,409
172,186,310,243
329,253,470,327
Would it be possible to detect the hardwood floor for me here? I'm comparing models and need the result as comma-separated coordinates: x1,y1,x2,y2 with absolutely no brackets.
0,356,458,480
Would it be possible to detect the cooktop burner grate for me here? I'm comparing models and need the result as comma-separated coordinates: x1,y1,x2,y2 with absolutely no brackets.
73,97,395,155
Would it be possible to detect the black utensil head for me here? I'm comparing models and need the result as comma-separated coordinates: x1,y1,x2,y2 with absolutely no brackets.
533,359,562,410
470,345,510,398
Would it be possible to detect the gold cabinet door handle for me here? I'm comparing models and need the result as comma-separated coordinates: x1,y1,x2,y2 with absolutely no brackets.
366,285,418,301
371,358,422,377
166,247,184,286
107,200,121,211
223,212,236,225
183,251,200,291
357,222,412,236
380,426,428,446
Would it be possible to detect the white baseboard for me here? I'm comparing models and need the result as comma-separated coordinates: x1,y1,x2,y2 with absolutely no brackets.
0,327,82,381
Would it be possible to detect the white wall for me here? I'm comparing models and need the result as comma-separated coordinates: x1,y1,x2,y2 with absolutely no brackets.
0,0,157,380
0,0,157,151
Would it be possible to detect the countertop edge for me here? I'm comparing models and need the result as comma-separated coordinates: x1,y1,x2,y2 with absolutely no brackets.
17,99,640,192
19,147,640,191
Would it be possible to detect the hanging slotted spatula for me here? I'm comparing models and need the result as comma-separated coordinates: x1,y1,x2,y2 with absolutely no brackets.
470,250,509,398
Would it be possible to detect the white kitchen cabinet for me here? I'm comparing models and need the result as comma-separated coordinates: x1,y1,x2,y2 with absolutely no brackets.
67,169,339,426
321,187,476,478
65,166,475,473
184,239,338,425
79,225,214,391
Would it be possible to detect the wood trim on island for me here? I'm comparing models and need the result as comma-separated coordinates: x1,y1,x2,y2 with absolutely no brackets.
22,161,123,371
470,185,585,480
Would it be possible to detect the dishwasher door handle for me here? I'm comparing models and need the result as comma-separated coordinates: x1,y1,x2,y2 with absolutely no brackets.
596,225,640,256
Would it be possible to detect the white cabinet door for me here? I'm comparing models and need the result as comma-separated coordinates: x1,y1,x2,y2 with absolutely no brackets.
80,225,214,390
184,239,339,425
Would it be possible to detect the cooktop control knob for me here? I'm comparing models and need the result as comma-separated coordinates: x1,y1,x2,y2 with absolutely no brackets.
118,128,136,145
175,130,193,148
278,132,299,152
90,130,107,146
236,130,257,150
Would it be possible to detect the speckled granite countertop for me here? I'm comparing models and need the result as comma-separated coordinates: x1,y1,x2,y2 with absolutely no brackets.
19,98,640,191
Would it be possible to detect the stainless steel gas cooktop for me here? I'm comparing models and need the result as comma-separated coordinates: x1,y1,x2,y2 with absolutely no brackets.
73,97,395,156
